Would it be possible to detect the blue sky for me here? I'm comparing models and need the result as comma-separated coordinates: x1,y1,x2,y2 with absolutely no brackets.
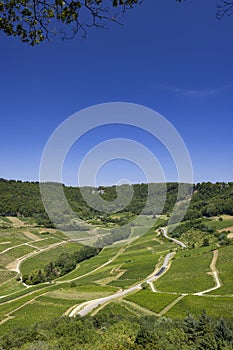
0,0,233,186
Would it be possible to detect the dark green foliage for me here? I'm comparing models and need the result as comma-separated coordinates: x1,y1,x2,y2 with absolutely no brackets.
0,311,232,349
0,179,233,231
215,318,233,343
171,218,215,239
203,238,210,247
191,182,233,218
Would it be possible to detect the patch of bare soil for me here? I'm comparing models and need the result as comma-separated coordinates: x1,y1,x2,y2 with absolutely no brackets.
6,217,25,226
219,226,233,233
210,250,218,273
39,228,57,234
6,259,20,272
23,231,40,241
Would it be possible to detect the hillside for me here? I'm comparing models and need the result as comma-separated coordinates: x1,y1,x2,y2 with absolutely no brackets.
0,179,233,349
0,179,233,226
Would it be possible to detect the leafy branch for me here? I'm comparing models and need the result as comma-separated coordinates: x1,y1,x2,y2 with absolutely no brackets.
0,0,143,45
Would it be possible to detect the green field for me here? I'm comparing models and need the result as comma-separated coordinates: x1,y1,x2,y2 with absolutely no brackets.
0,278,26,295
125,290,179,314
203,216,233,230
0,298,77,334
0,269,16,284
107,241,171,288
155,248,214,293
20,241,82,274
0,253,15,267
6,244,36,258
0,217,11,224
72,238,170,289
0,230,30,252
56,244,122,282
45,284,118,300
29,237,61,248
165,295,233,322
210,245,233,295
95,300,139,319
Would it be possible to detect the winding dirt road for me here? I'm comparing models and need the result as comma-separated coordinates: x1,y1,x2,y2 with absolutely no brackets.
194,249,221,296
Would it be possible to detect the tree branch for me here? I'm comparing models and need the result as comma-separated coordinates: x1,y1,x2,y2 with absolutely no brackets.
217,1,233,19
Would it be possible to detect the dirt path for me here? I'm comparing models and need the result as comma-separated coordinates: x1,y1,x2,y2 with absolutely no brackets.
158,294,185,316
0,315,14,325
6,240,68,274
210,249,219,272
1,237,52,256
122,300,158,316
194,250,221,296
1,243,26,255
147,280,157,292
219,225,233,232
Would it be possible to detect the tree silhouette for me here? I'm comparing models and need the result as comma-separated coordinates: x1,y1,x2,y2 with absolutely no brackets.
0,0,144,45
217,1,233,19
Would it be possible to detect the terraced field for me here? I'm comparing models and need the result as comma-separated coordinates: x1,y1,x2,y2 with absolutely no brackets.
0,215,233,335
210,245,233,295
20,241,82,274
154,248,214,293
125,290,179,314
165,295,233,322
57,244,123,282
203,216,233,230
0,296,76,334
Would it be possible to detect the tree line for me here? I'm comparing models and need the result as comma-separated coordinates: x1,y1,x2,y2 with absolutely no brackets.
0,310,232,349
0,179,233,228
22,245,100,285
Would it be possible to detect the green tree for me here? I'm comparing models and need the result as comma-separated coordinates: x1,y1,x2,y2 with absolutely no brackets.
203,237,210,246
0,0,143,46
196,311,217,350
182,313,198,345
4,1,223,46
217,1,233,19
44,261,57,281
215,318,233,344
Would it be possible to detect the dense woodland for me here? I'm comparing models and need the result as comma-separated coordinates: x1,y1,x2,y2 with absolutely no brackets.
0,179,233,227
0,310,232,349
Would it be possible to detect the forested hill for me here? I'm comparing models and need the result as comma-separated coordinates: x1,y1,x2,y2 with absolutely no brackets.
0,179,232,226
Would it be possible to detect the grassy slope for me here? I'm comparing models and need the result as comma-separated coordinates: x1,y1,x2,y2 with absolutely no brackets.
125,290,179,314
210,245,233,295
155,248,214,294
165,295,233,322
20,242,82,274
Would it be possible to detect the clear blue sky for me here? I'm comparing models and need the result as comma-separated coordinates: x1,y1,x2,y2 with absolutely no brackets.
0,0,232,186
